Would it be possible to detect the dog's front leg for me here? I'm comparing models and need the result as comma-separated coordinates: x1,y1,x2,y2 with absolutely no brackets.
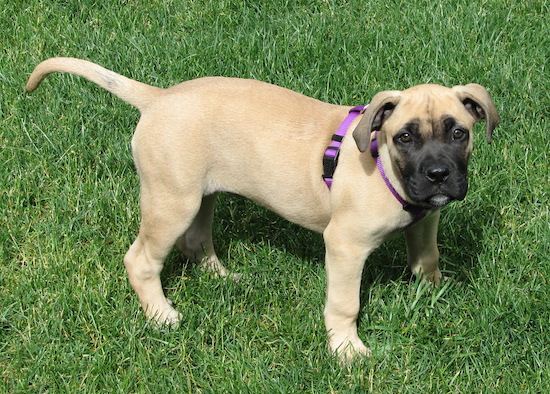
323,222,374,361
405,209,442,284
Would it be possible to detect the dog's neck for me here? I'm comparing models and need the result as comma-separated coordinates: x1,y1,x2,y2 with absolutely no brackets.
323,107,430,227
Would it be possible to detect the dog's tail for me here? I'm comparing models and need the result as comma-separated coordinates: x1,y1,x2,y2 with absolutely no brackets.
26,57,161,112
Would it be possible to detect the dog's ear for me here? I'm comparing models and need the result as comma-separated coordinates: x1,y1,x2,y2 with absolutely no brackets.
452,83,500,143
353,91,401,152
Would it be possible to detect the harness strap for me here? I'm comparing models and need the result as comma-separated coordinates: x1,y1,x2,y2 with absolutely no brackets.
322,105,366,189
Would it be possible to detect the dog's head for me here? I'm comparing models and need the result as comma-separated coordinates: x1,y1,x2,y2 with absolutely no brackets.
353,84,499,208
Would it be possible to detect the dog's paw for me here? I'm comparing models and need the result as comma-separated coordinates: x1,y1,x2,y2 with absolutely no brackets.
329,337,371,362
420,268,443,285
146,303,182,328
199,257,243,282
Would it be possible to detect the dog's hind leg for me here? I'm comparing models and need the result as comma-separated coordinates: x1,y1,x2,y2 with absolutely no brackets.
175,193,238,278
124,189,203,326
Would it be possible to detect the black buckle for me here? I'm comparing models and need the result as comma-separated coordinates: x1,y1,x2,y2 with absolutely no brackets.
323,147,340,179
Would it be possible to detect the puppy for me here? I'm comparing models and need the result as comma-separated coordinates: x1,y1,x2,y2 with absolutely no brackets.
26,57,499,360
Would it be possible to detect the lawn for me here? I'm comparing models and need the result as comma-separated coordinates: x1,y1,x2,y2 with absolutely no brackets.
1,0,548,392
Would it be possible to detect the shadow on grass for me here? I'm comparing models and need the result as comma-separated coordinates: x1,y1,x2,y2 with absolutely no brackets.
161,193,502,292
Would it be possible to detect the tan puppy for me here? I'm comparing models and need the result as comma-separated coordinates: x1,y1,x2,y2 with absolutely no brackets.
26,57,499,360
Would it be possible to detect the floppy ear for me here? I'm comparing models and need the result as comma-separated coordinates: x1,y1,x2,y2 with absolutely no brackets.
353,90,401,152
452,83,500,143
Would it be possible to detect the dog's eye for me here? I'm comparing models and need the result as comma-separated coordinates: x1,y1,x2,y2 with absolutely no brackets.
398,132,412,143
452,129,467,140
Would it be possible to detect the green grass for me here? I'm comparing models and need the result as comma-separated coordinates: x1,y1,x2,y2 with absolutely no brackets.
1,0,548,391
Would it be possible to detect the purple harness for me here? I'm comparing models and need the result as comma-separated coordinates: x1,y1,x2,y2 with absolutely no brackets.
322,105,430,227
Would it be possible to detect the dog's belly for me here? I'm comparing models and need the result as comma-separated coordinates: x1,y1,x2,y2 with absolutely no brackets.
208,162,332,234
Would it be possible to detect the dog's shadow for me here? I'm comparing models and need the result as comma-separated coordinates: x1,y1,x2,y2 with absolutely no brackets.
163,193,501,290
162,194,324,281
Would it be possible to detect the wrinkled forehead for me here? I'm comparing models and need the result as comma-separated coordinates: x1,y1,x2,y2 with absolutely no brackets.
387,85,475,132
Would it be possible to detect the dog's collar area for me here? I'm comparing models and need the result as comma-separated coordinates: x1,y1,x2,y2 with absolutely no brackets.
323,106,430,227
369,131,430,226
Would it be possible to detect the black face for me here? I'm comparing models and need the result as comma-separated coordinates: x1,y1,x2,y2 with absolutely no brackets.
392,116,472,208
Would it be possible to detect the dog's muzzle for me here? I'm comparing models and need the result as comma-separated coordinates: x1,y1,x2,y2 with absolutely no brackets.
405,161,468,208
402,143,469,208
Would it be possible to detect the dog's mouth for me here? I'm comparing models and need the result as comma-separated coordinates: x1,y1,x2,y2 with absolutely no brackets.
426,193,453,208
404,174,468,209
406,184,465,208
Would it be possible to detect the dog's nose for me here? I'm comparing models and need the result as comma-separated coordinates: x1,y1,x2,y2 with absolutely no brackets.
426,166,450,183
